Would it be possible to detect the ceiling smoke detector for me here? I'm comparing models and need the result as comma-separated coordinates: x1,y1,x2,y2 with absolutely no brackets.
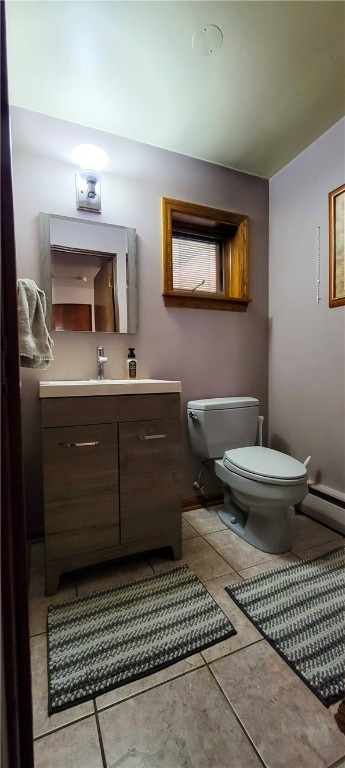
192,25,223,57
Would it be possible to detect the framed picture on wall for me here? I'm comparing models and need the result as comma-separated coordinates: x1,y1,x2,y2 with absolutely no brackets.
329,183,345,308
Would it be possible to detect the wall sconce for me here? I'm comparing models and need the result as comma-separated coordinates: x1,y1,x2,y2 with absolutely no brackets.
72,144,109,213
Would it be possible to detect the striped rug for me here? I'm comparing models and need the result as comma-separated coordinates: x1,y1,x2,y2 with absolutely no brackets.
226,546,345,707
47,565,236,714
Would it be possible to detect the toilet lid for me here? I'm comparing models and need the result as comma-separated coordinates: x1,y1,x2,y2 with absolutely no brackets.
223,446,307,484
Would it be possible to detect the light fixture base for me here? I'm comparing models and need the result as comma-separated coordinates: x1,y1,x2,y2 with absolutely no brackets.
75,171,102,213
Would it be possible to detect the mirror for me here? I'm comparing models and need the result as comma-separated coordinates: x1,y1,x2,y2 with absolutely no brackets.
39,213,137,333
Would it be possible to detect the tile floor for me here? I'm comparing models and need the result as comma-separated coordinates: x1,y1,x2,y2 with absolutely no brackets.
29,507,345,768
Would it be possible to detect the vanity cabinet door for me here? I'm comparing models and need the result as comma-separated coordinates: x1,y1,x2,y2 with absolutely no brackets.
43,423,119,561
119,419,181,543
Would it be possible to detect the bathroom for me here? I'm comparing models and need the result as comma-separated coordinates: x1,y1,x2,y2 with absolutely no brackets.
10,110,345,545
2,2,345,767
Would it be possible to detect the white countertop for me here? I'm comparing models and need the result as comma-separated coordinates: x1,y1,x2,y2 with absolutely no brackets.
39,379,182,398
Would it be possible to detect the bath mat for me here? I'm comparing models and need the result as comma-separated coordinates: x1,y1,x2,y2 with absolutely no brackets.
226,545,345,707
47,564,236,714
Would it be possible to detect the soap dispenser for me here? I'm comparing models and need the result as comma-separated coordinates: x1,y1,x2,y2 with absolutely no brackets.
126,348,137,379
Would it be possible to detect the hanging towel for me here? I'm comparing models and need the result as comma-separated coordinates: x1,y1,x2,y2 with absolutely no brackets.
17,278,54,369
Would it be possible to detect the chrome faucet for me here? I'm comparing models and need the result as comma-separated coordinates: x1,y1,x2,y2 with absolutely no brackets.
96,346,108,380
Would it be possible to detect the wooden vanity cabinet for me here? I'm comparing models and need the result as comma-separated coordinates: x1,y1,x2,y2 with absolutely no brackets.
41,393,182,594
119,418,181,543
42,423,119,561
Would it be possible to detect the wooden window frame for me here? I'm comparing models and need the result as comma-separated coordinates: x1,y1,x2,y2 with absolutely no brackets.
162,197,251,311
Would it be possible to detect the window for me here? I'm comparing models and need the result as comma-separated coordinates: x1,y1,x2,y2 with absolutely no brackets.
172,233,222,294
162,198,251,311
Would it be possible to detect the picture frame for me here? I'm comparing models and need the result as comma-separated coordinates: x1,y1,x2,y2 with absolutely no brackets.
329,183,345,308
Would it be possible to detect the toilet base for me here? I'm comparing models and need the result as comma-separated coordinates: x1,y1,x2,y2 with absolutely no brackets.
218,499,292,554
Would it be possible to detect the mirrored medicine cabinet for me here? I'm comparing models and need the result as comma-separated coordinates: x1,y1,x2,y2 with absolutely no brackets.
39,213,137,333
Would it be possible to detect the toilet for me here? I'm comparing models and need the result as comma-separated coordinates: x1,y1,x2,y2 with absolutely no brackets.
187,397,309,554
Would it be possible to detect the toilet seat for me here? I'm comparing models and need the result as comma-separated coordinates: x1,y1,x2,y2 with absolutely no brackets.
223,446,307,486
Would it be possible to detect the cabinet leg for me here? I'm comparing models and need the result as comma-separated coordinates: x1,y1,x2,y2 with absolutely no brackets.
45,565,60,596
171,536,182,561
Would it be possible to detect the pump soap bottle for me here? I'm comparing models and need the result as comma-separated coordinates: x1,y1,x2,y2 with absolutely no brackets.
126,348,137,379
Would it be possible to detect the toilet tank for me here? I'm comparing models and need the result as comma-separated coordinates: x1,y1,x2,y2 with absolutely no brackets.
187,397,260,459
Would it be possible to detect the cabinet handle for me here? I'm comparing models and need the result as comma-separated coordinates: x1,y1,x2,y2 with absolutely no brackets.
61,441,100,448
138,434,166,441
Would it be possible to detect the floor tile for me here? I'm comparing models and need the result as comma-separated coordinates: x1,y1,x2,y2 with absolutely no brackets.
327,757,345,768
183,505,227,535
201,573,262,662
181,517,200,540
204,528,290,571
211,641,345,768
330,701,342,715
238,552,300,579
149,535,235,582
31,634,94,738
98,666,263,768
296,538,344,561
29,515,344,767
96,652,205,710
76,556,153,596
290,513,344,554
33,715,103,768
29,574,76,637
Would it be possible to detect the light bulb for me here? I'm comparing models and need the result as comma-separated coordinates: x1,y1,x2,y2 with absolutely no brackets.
72,144,109,173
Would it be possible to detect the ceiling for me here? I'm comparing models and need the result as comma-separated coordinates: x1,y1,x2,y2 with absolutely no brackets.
5,0,345,178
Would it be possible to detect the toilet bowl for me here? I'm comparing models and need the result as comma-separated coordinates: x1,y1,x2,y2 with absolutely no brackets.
187,397,309,554
215,446,308,553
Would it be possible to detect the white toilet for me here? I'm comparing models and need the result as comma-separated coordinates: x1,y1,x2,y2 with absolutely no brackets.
187,396,309,554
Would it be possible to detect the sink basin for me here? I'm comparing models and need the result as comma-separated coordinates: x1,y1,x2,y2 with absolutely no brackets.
39,379,182,398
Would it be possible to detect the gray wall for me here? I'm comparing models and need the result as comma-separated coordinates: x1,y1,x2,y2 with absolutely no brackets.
11,107,269,537
269,118,345,495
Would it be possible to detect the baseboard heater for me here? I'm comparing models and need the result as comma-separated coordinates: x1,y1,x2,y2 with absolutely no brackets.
299,484,345,536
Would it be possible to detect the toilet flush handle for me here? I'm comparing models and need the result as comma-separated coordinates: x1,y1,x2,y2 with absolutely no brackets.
303,456,311,468
189,411,199,422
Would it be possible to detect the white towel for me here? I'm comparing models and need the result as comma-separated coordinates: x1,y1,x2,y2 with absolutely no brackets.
17,279,54,369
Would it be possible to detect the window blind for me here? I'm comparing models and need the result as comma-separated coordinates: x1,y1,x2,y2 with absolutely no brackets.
172,234,220,293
